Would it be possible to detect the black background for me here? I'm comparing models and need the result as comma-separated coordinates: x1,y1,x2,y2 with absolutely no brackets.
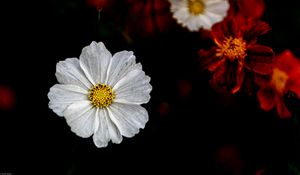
0,0,300,174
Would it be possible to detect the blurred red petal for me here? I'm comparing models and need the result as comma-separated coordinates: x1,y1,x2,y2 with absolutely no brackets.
254,75,269,89
86,0,108,10
158,101,170,116
0,85,16,111
215,145,243,175
178,80,193,97
125,0,172,38
237,0,265,19
274,50,300,74
275,95,291,118
257,89,275,111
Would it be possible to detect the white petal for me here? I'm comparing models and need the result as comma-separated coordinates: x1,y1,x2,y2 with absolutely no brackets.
64,101,95,138
169,0,187,12
198,15,213,30
103,109,123,144
93,109,109,147
48,84,88,117
106,51,136,87
107,103,149,138
113,69,152,105
173,8,190,24
79,42,112,85
203,10,223,24
55,58,92,90
185,16,203,31
205,0,229,16
93,109,122,147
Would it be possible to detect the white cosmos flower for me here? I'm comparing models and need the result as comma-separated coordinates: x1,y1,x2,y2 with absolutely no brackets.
48,41,152,148
169,0,229,31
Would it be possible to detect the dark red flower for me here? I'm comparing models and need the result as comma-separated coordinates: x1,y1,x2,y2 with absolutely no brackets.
124,0,173,38
199,14,274,93
214,145,243,175
228,0,266,19
86,0,109,10
0,85,16,111
256,50,300,118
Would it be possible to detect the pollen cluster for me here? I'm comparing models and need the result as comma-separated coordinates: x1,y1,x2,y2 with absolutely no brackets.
88,84,115,108
216,37,247,62
188,0,205,15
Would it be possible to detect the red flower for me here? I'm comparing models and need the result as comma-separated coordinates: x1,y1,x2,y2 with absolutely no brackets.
124,0,173,38
228,0,266,19
199,14,274,93
0,85,16,111
86,0,109,10
256,50,300,118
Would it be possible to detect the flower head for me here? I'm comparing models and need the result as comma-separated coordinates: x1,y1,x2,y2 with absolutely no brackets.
86,0,108,10
169,0,229,31
256,50,300,118
199,15,274,93
125,0,173,38
48,42,152,148
228,0,265,19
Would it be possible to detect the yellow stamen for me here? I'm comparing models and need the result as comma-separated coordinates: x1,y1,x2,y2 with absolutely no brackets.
88,84,115,108
271,68,289,94
188,0,205,15
216,37,247,62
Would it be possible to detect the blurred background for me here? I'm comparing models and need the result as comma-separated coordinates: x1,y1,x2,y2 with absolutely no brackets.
0,0,300,174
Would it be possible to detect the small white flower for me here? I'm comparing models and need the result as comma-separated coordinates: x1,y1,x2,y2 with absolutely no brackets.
169,0,229,31
48,41,152,148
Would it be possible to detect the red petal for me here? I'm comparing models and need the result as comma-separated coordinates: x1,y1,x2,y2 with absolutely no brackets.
275,95,292,118
237,0,265,19
274,50,300,73
211,21,227,44
257,89,275,111
245,45,274,75
208,58,226,72
198,48,223,71
210,63,227,89
0,85,16,111
231,64,245,94
243,20,271,43
254,74,270,89
212,15,243,42
285,69,300,97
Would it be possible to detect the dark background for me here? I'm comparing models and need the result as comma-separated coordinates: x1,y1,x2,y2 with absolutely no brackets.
0,0,300,174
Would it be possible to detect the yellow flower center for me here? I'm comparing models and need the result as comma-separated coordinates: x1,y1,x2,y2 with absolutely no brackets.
271,68,289,94
188,0,205,15
216,37,247,62
88,84,115,108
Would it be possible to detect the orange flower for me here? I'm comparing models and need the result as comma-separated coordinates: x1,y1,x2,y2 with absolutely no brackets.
199,14,274,93
256,50,300,118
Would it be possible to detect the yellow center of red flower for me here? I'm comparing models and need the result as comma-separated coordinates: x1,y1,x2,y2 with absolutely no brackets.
88,84,115,108
216,37,247,62
188,0,205,15
271,68,289,94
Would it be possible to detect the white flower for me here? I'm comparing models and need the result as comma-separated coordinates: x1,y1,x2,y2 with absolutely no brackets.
48,41,152,148
169,0,229,31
